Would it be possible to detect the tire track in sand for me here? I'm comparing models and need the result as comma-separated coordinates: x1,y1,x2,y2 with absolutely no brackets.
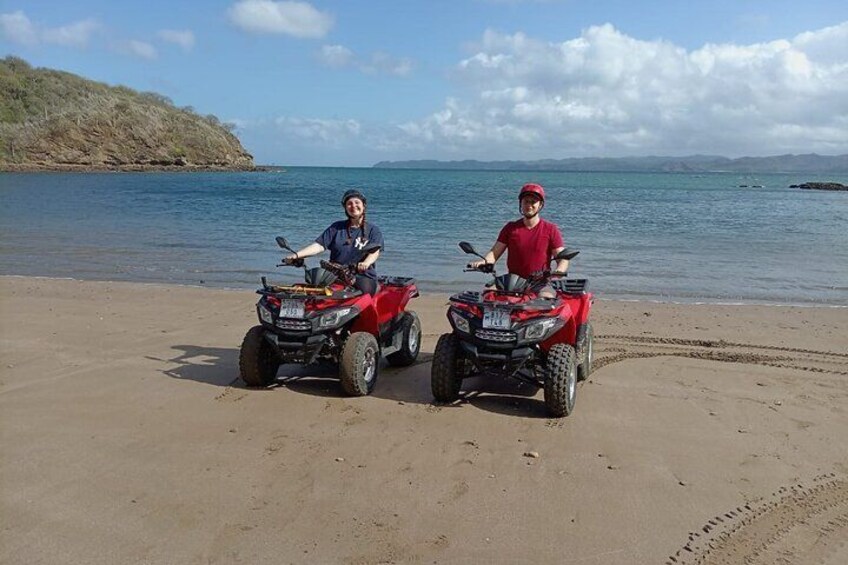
668,474,848,565
593,335,848,376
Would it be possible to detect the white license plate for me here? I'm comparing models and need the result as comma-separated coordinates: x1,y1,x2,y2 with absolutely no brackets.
280,299,305,319
483,308,511,329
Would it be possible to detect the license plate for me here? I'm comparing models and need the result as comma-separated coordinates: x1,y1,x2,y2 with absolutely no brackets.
483,308,511,329
280,299,305,319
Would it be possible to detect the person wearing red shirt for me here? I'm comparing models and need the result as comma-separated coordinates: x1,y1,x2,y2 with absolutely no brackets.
468,183,568,297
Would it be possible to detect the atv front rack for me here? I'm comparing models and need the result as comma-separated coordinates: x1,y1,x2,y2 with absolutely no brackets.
265,284,332,296
450,290,557,311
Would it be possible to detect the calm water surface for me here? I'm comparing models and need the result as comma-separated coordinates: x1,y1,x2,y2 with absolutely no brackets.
2,168,847,305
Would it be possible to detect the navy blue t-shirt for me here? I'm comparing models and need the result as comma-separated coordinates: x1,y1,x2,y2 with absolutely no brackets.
316,221,384,280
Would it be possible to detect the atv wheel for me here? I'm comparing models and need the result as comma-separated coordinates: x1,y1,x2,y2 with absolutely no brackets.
386,311,422,367
544,344,577,417
431,333,462,402
340,332,380,396
576,322,594,382
239,326,280,387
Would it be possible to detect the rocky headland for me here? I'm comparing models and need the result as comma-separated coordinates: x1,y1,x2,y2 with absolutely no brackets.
0,57,255,172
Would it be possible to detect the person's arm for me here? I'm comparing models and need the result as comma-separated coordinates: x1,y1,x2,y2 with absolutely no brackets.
356,249,381,273
469,241,507,268
551,246,569,275
284,242,325,264
550,225,568,274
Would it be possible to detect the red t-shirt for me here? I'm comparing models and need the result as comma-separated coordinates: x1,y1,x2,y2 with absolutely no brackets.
497,218,565,279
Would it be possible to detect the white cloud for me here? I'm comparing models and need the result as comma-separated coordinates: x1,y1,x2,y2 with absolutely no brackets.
1,11,38,45
397,22,848,159
158,29,195,51
126,40,157,60
275,116,361,145
318,44,354,68
317,44,414,76
1,10,98,47
361,52,413,76
228,0,332,38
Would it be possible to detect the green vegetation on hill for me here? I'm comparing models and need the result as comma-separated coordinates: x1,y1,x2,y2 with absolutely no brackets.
0,56,254,170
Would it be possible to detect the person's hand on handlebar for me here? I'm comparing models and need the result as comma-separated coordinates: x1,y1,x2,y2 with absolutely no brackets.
283,253,301,265
467,259,489,269
356,262,369,273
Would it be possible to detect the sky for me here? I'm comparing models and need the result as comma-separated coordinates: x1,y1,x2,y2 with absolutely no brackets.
2,1,848,166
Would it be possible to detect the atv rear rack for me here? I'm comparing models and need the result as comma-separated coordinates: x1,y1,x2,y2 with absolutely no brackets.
378,275,416,287
551,278,588,295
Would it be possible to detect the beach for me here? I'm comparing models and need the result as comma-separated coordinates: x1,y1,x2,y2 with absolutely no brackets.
1,275,847,564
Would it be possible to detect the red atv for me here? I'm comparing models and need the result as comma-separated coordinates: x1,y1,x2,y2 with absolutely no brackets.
239,236,421,396
431,241,594,417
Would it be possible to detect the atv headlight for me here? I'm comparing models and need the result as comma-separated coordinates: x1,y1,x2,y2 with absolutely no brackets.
450,311,471,333
258,304,274,324
523,318,559,341
319,307,353,328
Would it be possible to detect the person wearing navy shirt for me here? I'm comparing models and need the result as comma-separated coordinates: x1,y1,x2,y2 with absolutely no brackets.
284,189,384,296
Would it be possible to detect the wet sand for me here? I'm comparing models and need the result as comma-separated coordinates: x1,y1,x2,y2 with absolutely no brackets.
1,276,847,564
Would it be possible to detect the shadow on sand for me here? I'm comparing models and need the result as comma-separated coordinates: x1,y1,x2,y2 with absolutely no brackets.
151,345,561,418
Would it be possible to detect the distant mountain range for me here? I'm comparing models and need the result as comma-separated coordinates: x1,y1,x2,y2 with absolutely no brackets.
374,154,848,173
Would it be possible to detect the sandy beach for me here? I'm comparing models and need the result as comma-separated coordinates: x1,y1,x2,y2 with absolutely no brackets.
1,276,846,564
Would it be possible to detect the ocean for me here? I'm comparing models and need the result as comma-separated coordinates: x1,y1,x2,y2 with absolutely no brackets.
2,168,847,305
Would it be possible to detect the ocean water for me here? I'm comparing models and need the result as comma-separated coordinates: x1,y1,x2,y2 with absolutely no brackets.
1,168,847,305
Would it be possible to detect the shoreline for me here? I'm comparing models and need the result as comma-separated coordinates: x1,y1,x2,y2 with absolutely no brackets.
2,273,846,309
0,163,266,173
2,275,846,564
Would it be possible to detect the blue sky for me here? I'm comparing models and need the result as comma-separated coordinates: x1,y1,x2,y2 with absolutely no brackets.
2,1,847,166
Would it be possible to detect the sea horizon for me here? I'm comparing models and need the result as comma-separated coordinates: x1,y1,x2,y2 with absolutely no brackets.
2,168,847,306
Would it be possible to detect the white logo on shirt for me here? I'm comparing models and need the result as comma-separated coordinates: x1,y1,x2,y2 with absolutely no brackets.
354,236,369,250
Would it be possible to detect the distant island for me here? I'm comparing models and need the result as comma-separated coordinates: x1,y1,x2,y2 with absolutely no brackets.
374,154,848,174
790,182,847,191
0,56,254,172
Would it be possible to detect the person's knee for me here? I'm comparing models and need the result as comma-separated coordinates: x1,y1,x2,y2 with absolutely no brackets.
536,285,556,299
355,276,377,296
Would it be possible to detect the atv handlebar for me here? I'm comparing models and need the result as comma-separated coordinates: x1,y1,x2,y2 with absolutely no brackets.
464,263,494,273
278,257,305,268
320,260,356,287
528,269,568,282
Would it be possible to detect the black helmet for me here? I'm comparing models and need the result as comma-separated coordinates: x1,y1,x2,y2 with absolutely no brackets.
341,189,366,205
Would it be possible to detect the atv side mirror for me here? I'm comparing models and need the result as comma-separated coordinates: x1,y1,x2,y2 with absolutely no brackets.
459,241,484,258
275,236,293,252
556,248,580,261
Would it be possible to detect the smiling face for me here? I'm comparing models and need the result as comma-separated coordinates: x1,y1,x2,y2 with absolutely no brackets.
520,194,543,218
344,197,365,221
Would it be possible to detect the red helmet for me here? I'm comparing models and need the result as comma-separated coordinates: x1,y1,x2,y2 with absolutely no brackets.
519,183,545,203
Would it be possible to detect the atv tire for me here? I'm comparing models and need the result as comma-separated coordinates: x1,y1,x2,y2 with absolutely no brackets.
576,322,594,382
544,344,577,417
386,311,422,367
239,325,280,387
431,333,462,402
340,332,380,396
